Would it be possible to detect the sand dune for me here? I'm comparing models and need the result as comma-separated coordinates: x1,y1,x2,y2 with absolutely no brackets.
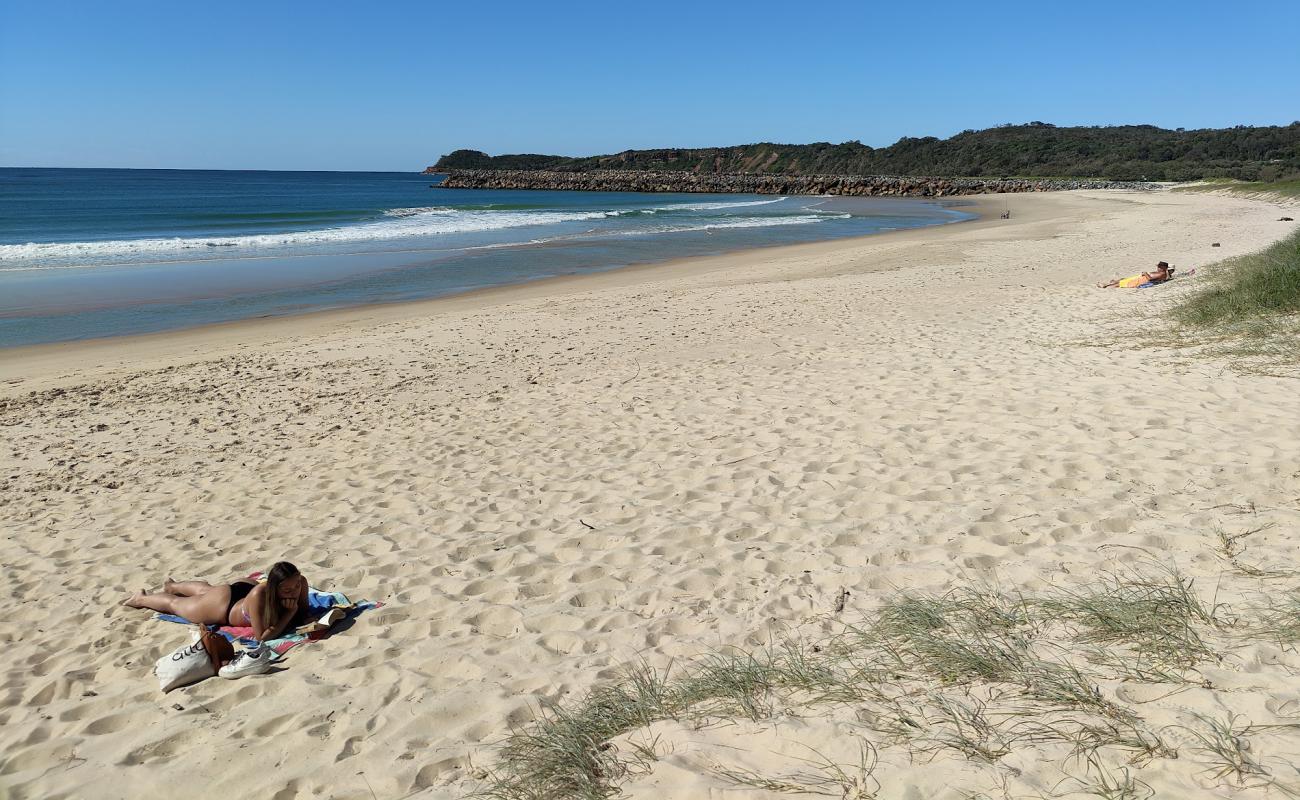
2,189,1298,799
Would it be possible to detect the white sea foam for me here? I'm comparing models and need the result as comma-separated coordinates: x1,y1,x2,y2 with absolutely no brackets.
590,213,840,238
0,201,854,271
599,198,787,218
381,206,454,217
653,197,787,212
0,208,615,269
643,213,841,232
387,213,842,252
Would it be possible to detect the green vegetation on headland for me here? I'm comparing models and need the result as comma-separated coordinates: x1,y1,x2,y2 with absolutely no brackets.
432,121,1300,182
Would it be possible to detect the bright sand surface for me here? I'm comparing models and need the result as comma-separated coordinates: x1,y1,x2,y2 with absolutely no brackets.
2,189,1299,799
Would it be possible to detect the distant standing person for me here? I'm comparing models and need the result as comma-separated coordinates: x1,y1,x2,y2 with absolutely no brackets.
1098,261,1173,288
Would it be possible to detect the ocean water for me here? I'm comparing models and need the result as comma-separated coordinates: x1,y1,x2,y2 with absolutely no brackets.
0,168,973,347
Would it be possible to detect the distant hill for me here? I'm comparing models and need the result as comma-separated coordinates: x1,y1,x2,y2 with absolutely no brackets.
431,122,1300,182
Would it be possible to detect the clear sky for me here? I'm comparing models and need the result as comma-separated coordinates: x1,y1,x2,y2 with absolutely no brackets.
2,0,1297,171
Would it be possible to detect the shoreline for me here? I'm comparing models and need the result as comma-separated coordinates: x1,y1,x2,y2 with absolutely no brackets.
0,194,1005,389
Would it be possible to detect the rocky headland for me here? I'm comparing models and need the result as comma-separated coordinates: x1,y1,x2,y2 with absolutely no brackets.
429,168,1155,196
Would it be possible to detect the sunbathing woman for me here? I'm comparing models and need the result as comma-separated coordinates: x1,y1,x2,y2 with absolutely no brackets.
1099,261,1174,288
123,561,309,642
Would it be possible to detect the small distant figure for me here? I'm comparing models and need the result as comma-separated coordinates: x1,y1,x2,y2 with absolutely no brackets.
1211,242,1221,247
1098,261,1174,289
1000,210,1011,219
1281,217,1295,222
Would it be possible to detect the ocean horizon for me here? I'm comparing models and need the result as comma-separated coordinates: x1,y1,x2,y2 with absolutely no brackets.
0,167,973,347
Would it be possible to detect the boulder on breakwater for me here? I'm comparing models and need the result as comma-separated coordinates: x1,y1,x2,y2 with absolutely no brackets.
430,169,1155,197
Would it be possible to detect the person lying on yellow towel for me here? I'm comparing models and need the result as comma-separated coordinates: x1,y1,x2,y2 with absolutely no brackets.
1099,261,1174,288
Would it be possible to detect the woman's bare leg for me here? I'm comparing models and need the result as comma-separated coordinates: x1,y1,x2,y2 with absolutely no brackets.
164,579,214,596
123,591,178,613
123,586,230,624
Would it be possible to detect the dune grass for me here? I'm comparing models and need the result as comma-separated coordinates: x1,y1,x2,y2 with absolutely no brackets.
1252,588,1300,645
1174,177,1300,200
474,663,674,800
1168,229,1300,369
1037,564,1222,671
473,568,1300,800
1173,230,1300,327
1167,174,1300,369
1068,756,1156,800
1240,178,1300,199
1183,713,1269,784
709,739,881,798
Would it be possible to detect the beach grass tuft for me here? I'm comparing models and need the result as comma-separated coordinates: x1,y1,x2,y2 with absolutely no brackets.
1062,718,1177,766
913,694,1016,762
1250,587,1300,645
710,739,881,798
867,587,1037,685
474,661,674,800
1071,755,1157,800
1037,564,1222,670
672,649,779,721
1182,713,1269,784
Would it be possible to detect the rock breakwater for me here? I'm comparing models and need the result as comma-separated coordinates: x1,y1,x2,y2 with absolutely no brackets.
431,169,1154,197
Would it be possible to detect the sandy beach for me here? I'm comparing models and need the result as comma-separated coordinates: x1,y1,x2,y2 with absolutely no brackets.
3,188,1300,799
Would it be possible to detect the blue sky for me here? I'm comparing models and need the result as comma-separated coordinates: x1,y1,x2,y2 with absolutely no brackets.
2,0,1297,171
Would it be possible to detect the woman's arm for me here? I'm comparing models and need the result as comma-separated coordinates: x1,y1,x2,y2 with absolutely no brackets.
244,584,267,637
261,596,299,641
245,584,297,641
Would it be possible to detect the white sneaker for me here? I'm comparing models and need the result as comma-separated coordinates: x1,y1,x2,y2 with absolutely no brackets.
218,645,274,679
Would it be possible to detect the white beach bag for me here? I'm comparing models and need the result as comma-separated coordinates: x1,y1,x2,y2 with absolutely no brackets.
154,626,234,693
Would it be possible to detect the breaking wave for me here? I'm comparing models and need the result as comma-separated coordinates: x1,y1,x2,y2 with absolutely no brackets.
653,197,787,212
0,208,616,269
0,197,851,272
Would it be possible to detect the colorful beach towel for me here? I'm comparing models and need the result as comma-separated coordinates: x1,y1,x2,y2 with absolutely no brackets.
156,573,381,656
